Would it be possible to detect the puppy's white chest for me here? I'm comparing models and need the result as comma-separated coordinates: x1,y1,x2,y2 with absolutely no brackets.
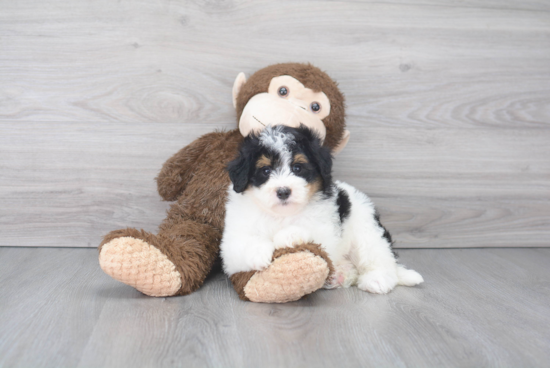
274,201,342,249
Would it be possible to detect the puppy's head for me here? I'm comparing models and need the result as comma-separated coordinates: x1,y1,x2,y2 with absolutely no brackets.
227,125,333,216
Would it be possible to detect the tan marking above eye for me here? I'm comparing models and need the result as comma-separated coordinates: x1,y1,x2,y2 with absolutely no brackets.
256,155,272,168
293,154,309,164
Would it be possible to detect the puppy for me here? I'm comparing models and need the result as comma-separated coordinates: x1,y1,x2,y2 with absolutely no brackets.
221,125,423,294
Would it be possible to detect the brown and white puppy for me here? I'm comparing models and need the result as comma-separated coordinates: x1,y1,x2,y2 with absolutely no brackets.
221,125,424,294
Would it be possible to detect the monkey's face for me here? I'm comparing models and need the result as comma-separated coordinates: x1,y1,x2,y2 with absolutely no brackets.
236,75,330,143
233,63,350,154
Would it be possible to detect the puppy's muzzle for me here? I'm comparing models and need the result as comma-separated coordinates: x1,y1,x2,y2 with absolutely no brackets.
276,187,291,200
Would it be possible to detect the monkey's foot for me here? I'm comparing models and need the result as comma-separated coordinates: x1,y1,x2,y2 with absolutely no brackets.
99,236,182,297
230,243,333,303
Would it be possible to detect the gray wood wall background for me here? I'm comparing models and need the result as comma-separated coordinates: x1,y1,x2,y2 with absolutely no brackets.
1,0,549,248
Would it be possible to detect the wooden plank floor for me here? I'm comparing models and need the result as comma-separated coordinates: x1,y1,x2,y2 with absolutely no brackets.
1,0,549,248
1,247,549,367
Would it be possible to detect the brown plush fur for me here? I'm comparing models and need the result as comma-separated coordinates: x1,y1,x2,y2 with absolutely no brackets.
99,63,346,299
100,129,244,295
229,271,256,301
236,63,346,151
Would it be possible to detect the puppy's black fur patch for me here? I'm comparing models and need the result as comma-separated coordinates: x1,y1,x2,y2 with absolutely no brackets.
336,189,351,223
291,126,333,195
374,211,397,258
227,136,263,193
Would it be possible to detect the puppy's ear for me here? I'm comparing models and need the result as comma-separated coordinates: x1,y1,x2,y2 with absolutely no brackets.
315,145,333,192
300,129,333,192
227,150,253,193
228,135,262,193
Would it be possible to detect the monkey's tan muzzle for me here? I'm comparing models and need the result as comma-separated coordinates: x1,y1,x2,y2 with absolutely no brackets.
239,93,327,143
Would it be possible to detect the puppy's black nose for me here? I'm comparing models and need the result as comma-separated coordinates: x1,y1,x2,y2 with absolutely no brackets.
276,187,291,200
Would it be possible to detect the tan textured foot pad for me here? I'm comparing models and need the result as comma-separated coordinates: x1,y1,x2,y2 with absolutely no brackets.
99,237,181,297
243,251,330,303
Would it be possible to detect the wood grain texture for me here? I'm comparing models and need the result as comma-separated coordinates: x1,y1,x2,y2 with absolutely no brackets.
2,122,548,247
2,1,549,128
0,247,549,367
0,0,549,247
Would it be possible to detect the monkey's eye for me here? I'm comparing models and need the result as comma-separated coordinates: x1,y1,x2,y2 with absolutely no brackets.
292,164,302,173
278,86,289,98
310,102,321,113
261,166,272,176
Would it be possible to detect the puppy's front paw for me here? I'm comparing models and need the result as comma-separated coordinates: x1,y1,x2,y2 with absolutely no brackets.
358,269,398,294
273,227,312,250
244,247,274,271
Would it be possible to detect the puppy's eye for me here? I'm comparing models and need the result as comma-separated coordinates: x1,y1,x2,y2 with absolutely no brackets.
262,166,272,176
278,86,289,98
292,164,302,173
310,102,321,113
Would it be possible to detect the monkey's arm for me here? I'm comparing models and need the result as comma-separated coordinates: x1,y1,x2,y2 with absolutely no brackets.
156,132,222,201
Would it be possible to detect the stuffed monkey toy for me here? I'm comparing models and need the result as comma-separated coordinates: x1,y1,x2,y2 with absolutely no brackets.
99,63,350,303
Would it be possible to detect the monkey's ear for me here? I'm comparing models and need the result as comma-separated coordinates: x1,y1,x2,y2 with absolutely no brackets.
232,72,247,109
332,129,350,155
227,152,252,193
